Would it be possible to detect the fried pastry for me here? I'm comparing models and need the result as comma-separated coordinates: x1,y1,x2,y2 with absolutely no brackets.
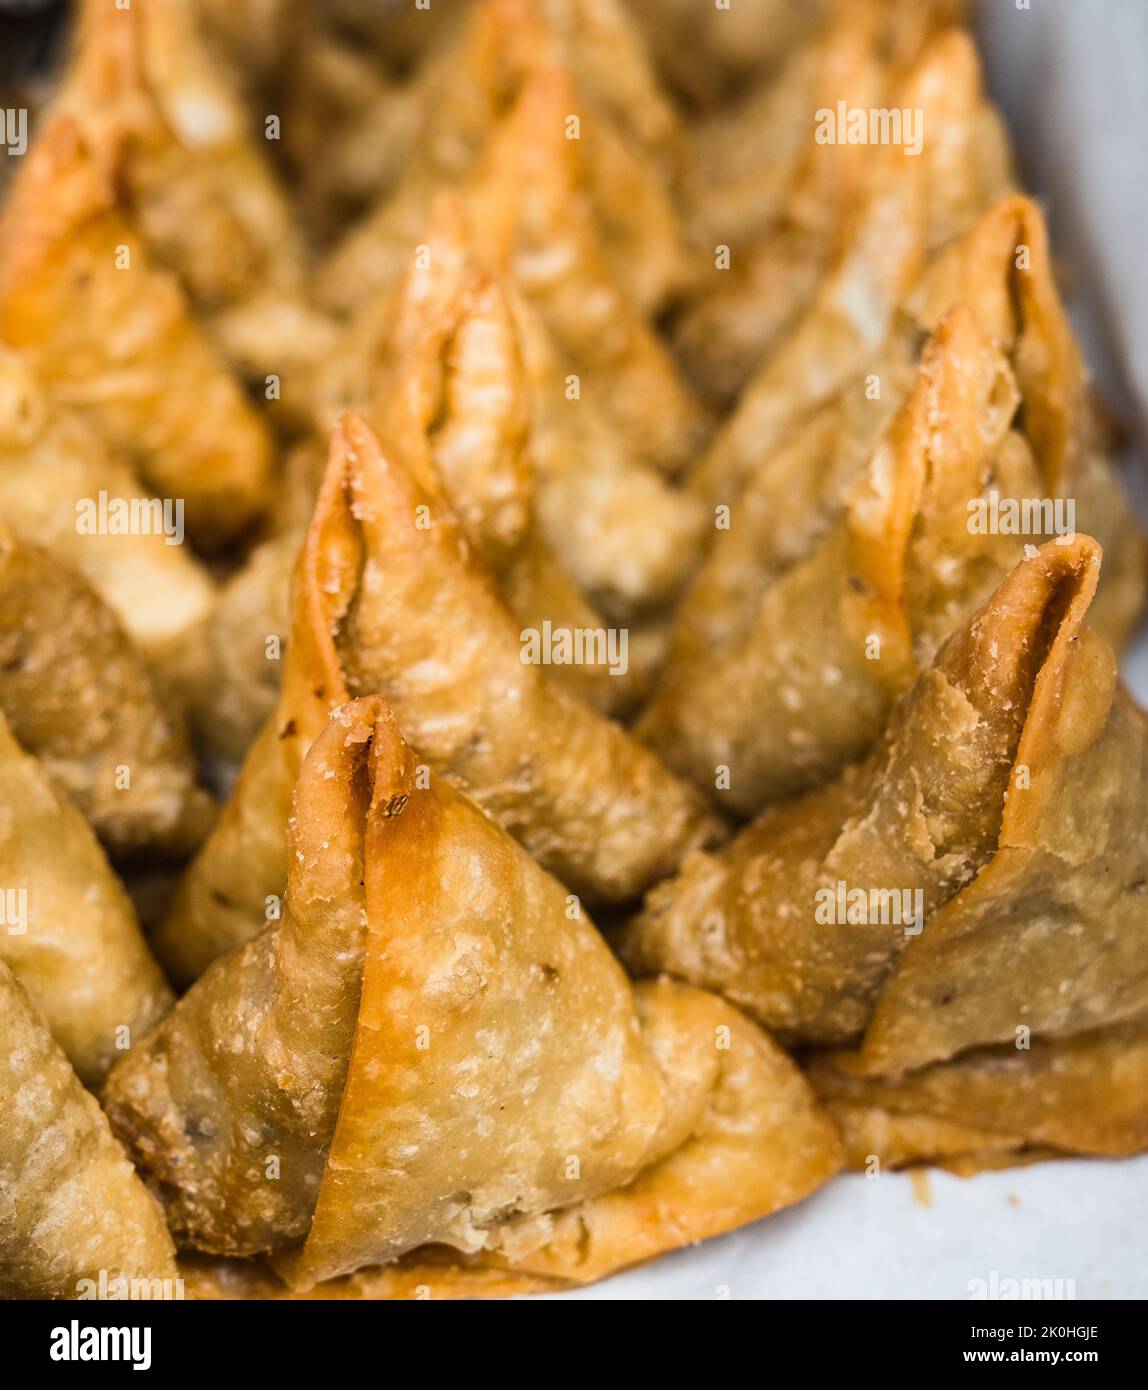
809,1019,1148,1159
622,537,1148,1050
154,413,719,984
685,195,1146,653
0,114,274,547
0,959,177,1300
315,202,676,712
824,1101,1027,1174
316,0,689,321
463,70,707,473
639,307,1053,812
675,24,1012,405
59,0,339,405
373,274,642,717
0,343,216,679
0,708,171,1084
318,196,706,623
106,697,841,1290
0,519,213,860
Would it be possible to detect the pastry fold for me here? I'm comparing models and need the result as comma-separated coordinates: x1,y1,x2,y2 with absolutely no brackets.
0,114,274,547
639,306,1055,813
622,536,1147,1052
809,1018,1148,1160
319,196,706,624
0,519,213,860
463,69,706,474
59,0,338,400
686,195,1145,656
675,17,1007,404
0,707,172,1084
0,343,216,678
155,413,718,983
105,697,841,1291
316,0,689,322
0,960,177,1300
823,1100,1027,1175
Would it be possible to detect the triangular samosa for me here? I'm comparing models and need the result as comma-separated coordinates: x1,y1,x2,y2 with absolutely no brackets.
679,195,1145,682
0,343,216,678
675,20,1009,404
0,114,274,547
623,537,1141,1052
154,413,719,983
106,696,841,1291
0,706,172,1084
0,519,213,860
639,306,1059,813
316,0,688,321
0,960,177,1300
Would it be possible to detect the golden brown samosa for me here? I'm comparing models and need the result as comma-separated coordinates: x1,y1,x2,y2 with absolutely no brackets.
0,960,177,1300
316,209,664,715
675,23,1012,405
622,537,1148,1052
0,343,216,679
673,0,888,405
63,0,304,310
462,69,707,474
154,414,718,983
106,697,841,1291
0,114,274,548
316,0,688,321
0,520,213,860
683,195,1145,663
318,196,706,625
0,707,172,1084
58,0,339,401
376,275,648,717
638,307,1055,814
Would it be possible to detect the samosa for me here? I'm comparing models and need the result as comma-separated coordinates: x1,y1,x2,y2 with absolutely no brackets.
154,414,719,984
0,115,274,547
0,707,172,1084
0,519,213,860
0,960,177,1300
623,536,1148,1060
639,307,1060,813
106,697,841,1292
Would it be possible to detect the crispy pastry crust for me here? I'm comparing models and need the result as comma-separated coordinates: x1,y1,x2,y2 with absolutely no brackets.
106,697,841,1291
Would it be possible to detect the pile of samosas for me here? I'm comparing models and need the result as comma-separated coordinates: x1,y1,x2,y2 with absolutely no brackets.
1,0,1146,1301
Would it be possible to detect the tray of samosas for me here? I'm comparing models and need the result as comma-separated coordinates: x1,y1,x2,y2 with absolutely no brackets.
0,0,1145,1306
